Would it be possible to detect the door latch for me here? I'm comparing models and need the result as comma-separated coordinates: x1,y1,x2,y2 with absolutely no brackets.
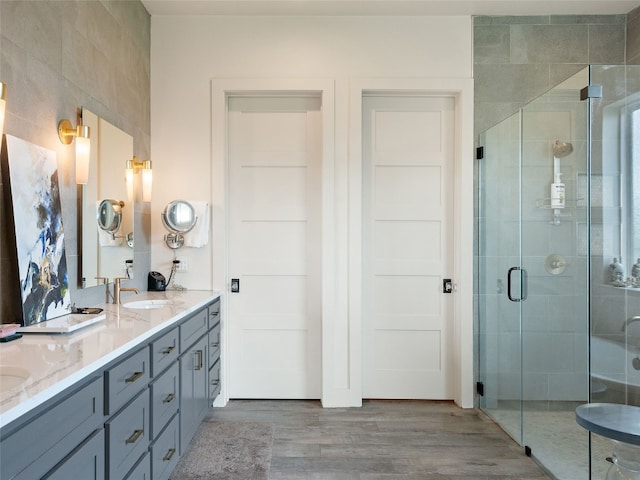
443,279,453,294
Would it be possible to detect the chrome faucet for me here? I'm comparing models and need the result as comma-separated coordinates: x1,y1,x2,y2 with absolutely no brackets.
113,277,140,304
621,316,640,331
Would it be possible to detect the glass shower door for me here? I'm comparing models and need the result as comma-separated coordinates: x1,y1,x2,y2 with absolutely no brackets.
478,111,523,443
519,69,590,479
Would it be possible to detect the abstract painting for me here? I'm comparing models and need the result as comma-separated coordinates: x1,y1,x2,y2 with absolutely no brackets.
5,135,70,325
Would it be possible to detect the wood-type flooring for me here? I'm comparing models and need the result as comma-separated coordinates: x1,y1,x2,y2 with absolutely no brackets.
205,399,553,480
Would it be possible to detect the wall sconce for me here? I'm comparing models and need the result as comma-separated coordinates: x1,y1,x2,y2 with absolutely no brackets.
126,156,152,202
58,117,91,184
0,82,7,133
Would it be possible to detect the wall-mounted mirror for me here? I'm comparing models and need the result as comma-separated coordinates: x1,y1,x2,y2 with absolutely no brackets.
161,200,197,249
80,109,134,287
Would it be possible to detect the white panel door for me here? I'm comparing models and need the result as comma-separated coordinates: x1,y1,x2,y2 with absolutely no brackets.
363,95,455,399
228,96,322,399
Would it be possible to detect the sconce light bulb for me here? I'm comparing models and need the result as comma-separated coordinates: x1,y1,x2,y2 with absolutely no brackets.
0,82,6,134
75,136,91,184
0,98,5,135
126,166,134,202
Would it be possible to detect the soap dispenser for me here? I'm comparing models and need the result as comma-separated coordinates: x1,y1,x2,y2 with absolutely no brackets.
608,257,625,285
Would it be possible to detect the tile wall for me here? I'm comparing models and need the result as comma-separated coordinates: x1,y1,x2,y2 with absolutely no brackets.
0,0,151,322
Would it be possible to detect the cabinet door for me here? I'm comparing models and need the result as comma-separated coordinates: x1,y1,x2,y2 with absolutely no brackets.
209,357,221,401
124,452,151,480
150,327,179,378
179,334,208,453
106,389,150,480
43,429,104,480
151,362,179,440
105,347,150,415
208,298,221,329
150,413,180,480
180,308,208,352
0,377,104,480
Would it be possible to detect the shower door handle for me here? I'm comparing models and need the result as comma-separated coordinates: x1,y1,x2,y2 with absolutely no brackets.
507,267,528,302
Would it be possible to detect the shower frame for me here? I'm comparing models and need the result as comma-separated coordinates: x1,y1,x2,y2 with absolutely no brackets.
477,64,640,480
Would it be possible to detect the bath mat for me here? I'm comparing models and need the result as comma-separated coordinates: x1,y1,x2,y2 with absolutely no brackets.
170,421,273,480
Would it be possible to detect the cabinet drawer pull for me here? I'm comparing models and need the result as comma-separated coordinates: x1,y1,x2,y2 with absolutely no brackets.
210,342,219,348
125,371,144,383
211,379,220,386
125,429,144,444
163,448,176,462
194,350,203,370
163,393,175,404
161,346,175,355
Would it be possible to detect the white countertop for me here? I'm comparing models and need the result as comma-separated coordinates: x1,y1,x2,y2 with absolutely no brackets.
0,290,220,429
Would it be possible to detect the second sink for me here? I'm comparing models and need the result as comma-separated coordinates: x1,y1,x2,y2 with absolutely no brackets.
122,300,173,310
0,366,31,390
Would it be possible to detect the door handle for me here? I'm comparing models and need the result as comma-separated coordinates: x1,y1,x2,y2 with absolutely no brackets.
507,267,527,302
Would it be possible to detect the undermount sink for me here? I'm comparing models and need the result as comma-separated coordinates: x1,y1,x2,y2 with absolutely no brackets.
0,365,31,390
122,299,173,310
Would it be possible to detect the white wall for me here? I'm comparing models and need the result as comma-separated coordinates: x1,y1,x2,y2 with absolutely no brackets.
150,15,473,406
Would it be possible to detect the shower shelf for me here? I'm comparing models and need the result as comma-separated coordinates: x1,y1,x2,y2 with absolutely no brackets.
535,198,585,209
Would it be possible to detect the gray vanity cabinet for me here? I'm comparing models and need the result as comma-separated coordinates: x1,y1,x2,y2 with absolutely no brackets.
0,295,222,480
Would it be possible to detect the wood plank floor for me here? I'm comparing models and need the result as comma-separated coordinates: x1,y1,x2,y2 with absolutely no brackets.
207,400,553,479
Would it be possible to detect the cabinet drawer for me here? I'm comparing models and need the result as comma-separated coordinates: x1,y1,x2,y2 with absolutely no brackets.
180,308,208,352
208,321,221,366
106,389,150,480
208,298,221,329
150,413,180,480
151,327,179,377
0,376,103,480
105,347,150,415
150,362,179,440
124,452,151,480
209,357,221,400
43,428,104,480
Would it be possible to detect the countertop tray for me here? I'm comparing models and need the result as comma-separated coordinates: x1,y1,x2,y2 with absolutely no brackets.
18,313,106,334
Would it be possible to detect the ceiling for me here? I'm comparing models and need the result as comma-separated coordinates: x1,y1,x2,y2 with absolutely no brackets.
141,0,640,16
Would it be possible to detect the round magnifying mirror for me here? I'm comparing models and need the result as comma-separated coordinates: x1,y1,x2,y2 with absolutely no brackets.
161,200,197,250
97,199,124,233
162,200,197,234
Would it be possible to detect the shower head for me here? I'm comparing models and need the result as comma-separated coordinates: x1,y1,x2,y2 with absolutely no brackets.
552,140,573,158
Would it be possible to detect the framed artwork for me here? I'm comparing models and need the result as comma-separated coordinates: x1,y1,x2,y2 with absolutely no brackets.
5,135,70,325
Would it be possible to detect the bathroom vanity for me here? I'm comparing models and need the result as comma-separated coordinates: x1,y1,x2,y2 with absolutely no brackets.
0,290,221,480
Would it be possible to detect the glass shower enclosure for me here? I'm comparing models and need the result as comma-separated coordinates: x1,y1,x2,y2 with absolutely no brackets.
477,65,640,480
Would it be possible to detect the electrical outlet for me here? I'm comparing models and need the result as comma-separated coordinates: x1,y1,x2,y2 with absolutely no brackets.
175,259,189,272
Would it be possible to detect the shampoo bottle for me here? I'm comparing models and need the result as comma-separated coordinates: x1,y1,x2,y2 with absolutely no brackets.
550,173,565,208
